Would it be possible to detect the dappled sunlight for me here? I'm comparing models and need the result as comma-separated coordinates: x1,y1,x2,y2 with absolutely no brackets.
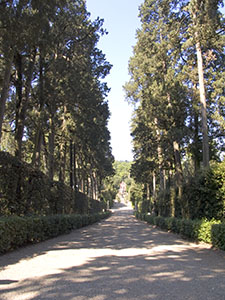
1,247,225,300
1,204,225,300
0,245,196,280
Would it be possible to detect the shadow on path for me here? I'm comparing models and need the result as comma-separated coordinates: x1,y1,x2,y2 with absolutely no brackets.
0,202,225,300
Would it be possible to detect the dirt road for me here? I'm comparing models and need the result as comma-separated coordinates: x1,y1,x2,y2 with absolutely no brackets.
0,202,225,300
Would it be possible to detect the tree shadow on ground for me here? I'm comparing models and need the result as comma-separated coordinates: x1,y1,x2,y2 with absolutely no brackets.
1,247,225,300
0,203,225,299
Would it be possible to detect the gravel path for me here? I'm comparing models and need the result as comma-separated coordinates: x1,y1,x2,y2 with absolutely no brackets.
0,202,225,300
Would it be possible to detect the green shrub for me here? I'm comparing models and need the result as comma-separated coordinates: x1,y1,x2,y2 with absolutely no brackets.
135,213,225,251
211,223,225,251
182,161,225,221
145,214,155,225
0,151,106,216
154,216,166,229
0,212,110,254
197,219,213,243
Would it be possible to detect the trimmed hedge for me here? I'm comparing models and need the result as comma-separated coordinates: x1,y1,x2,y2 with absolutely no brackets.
211,224,225,251
182,162,225,221
0,211,111,253
0,151,106,216
135,212,225,251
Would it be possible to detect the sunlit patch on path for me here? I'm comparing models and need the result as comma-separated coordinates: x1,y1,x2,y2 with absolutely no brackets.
0,202,225,300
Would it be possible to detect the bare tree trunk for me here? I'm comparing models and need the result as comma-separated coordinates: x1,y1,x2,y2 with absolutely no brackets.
152,171,156,214
81,179,84,193
15,49,36,159
89,176,93,199
152,171,156,198
173,140,184,216
70,140,74,189
73,143,77,191
0,51,14,144
169,168,175,217
146,183,150,201
59,105,67,182
58,143,63,182
194,109,201,173
196,40,209,168
32,52,45,168
93,172,98,200
42,134,48,171
173,141,183,187
59,142,67,182
48,116,55,182
155,118,165,191
158,144,165,191
32,129,43,168
15,53,23,150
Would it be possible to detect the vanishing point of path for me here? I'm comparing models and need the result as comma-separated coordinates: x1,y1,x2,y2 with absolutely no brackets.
0,203,225,300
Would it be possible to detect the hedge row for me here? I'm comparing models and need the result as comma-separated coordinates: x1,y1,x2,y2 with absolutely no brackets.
0,211,111,253
135,212,225,251
0,151,106,216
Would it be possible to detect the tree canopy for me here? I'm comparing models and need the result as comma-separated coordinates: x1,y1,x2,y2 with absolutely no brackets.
0,0,114,202
124,0,225,219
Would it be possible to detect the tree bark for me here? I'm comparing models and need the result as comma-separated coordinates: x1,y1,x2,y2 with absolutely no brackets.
32,129,43,168
152,171,156,198
154,118,165,191
70,140,74,189
73,143,78,191
48,116,55,182
59,142,67,183
194,109,201,173
173,140,183,185
173,140,184,216
32,51,44,167
0,51,14,144
196,40,210,168
15,49,36,159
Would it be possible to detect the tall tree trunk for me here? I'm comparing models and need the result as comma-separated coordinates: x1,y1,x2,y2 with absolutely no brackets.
73,143,77,191
32,129,43,168
32,51,44,167
173,141,183,187
196,40,210,168
194,108,201,173
152,171,156,214
93,172,98,200
32,118,43,167
15,53,23,155
173,140,184,216
0,51,14,144
48,116,55,182
152,171,156,198
15,49,36,159
42,134,49,172
59,142,67,183
168,168,175,217
70,140,74,189
155,118,165,191
192,84,201,173
59,105,67,182
14,52,23,215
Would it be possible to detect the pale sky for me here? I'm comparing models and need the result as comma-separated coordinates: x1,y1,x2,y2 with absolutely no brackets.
86,0,143,162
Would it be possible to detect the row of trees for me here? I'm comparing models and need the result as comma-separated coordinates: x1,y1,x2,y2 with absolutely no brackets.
124,0,225,218
0,0,114,201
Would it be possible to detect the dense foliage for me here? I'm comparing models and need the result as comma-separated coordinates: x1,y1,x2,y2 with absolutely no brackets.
0,0,114,211
124,0,225,220
0,211,110,253
0,151,106,216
